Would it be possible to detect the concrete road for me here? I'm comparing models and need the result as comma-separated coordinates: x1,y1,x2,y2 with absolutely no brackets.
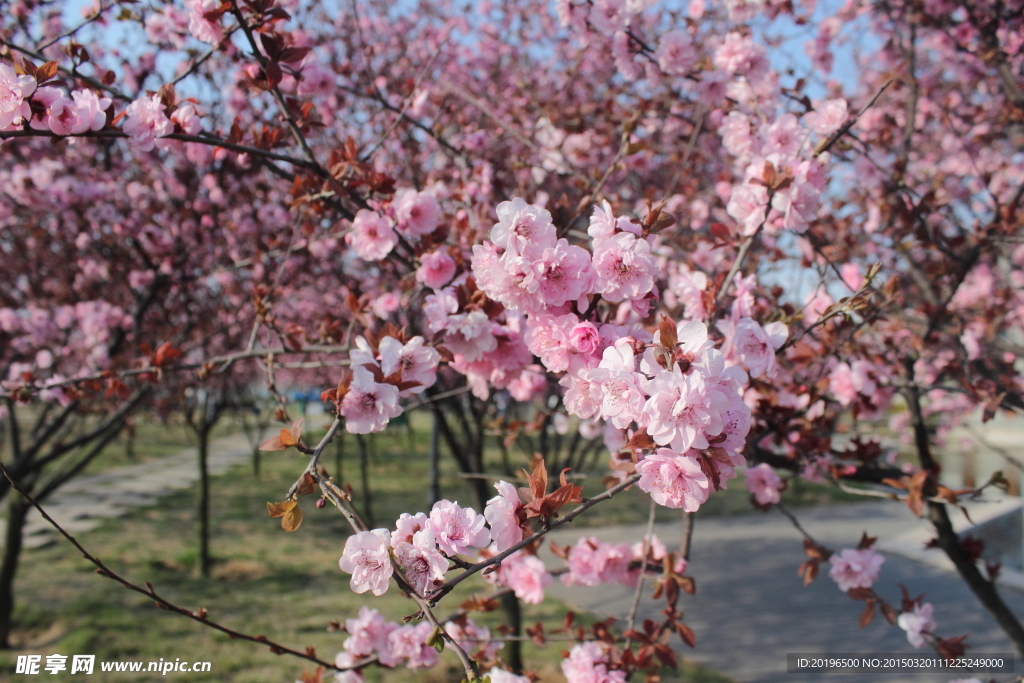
545,502,1024,683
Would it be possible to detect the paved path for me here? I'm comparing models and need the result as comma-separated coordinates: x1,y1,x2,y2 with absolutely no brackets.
2,434,252,549
544,501,1024,683
6,430,1024,682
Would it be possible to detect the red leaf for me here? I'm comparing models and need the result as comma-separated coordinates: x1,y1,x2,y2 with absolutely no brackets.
265,61,283,88
675,622,696,648
626,430,657,451
859,600,876,628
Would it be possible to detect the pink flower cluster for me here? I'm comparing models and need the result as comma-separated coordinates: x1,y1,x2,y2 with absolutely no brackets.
338,497,497,597
564,317,758,510
828,545,885,592
0,66,113,137
897,602,936,649
29,87,111,136
344,189,441,263
560,533,685,588
483,550,553,604
745,463,784,506
562,641,627,683
341,334,440,433
720,108,836,234
828,359,893,419
0,64,36,131
332,607,508,683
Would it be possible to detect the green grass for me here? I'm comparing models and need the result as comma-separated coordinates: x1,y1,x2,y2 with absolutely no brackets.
0,414,739,682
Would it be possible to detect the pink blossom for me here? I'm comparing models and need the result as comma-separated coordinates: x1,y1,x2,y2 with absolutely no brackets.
484,480,525,552
444,311,498,362
950,263,994,310
731,318,787,378
0,64,35,131
345,210,397,261
585,341,646,428
642,368,727,452
657,29,696,75
378,335,440,394
720,111,759,160
428,500,491,556
726,184,770,235
423,287,458,333
390,511,429,546
393,527,448,595
388,622,438,670
486,669,530,683
470,240,504,289
339,529,393,596
488,551,552,604
897,602,936,649
525,313,577,372
570,321,601,355
342,606,394,659
532,239,594,307
560,370,604,419
297,59,336,98
491,197,555,256
589,0,630,36
123,94,173,151
587,201,639,238
340,366,402,434
592,232,657,302
961,323,984,360
444,618,502,662
416,249,456,288
745,463,783,505
714,32,768,77
562,642,627,683
393,188,440,237
370,292,400,320
761,113,803,157
831,361,879,406
829,546,885,592
170,103,201,135
637,448,710,511
69,89,111,133
804,98,848,135
509,365,548,401
803,288,834,324
183,0,223,43
773,179,819,233
30,87,77,136
561,537,631,586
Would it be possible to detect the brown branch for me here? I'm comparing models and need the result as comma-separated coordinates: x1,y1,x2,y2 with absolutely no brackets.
814,78,893,158
0,462,356,672
902,368,1024,657
427,473,643,604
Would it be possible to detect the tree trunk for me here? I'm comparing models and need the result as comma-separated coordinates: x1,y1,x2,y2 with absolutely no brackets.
252,445,261,480
198,424,211,578
428,412,440,507
357,434,374,527
500,591,523,674
0,498,30,648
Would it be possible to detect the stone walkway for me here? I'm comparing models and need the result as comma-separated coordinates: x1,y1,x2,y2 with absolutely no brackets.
544,501,1024,683
1,434,253,549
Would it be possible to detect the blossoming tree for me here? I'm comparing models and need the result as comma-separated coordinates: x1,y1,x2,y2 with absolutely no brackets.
2,0,1024,679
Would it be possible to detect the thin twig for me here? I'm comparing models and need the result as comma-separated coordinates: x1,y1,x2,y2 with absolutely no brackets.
0,463,354,672
814,78,893,158
428,473,643,603
625,500,658,637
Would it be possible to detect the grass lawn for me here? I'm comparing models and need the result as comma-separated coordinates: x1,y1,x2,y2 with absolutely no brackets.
0,410,863,682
